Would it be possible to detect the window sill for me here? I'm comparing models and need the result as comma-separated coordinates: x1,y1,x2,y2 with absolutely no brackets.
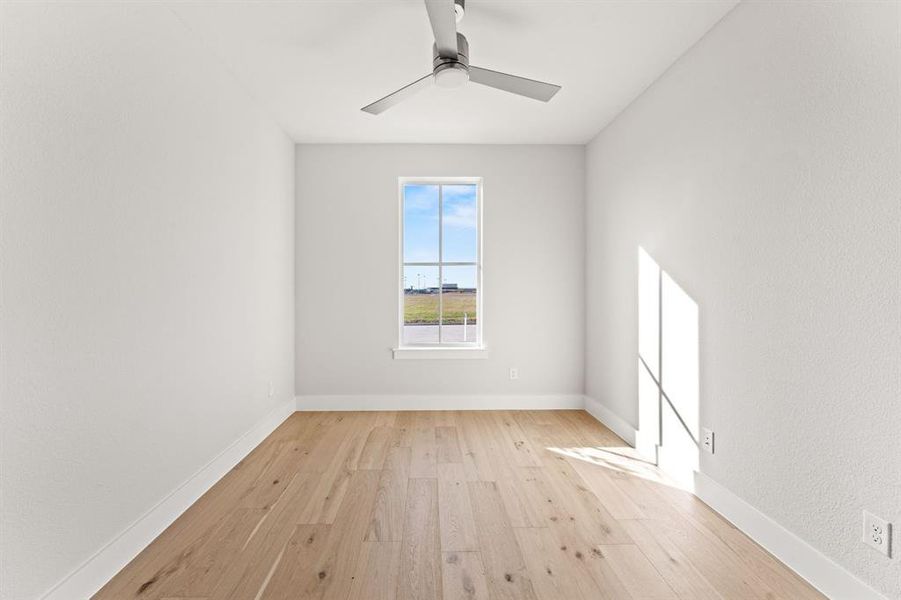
392,346,488,360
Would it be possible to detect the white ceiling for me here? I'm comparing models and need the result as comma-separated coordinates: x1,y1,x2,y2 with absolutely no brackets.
169,0,738,144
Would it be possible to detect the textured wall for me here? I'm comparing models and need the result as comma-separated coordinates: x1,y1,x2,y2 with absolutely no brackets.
0,3,295,598
585,1,900,596
295,144,585,397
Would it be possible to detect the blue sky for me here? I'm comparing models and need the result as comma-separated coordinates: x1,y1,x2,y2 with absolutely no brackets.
403,184,478,289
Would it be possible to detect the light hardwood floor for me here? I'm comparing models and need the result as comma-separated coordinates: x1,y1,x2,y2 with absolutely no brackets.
93,410,824,600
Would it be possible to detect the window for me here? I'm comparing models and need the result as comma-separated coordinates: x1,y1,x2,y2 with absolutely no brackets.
398,178,482,354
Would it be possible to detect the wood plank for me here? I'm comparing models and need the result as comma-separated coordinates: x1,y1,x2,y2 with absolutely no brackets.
373,411,398,427
383,444,411,474
257,524,330,599
318,469,382,600
297,427,367,524
468,481,538,600
647,480,825,599
399,478,442,600
410,410,437,428
239,440,302,509
347,541,402,600
559,409,625,447
471,412,509,474
433,410,458,427
513,527,601,600
491,411,544,468
298,413,360,472
437,463,479,551
714,521,825,599
542,523,633,600
441,551,490,600
409,426,438,478
436,426,463,463
149,507,265,599
597,544,678,599
457,414,498,482
265,470,380,600
565,454,648,520
495,465,560,528
651,516,776,599
208,471,322,599
358,425,393,470
601,467,679,521
541,453,634,545
366,468,408,542
394,412,416,447
511,410,556,427
618,518,725,600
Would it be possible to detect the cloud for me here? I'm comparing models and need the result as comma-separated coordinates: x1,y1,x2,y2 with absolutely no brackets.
404,184,438,213
442,202,477,229
404,183,477,228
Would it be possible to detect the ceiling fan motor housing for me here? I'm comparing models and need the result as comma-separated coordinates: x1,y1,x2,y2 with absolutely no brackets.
433,33,469,88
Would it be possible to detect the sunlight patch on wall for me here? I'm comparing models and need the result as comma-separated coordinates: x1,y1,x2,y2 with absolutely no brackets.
637,247,700,490
637,247,661,458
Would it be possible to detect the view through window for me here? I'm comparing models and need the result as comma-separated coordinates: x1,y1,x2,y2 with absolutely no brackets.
401,180,480,346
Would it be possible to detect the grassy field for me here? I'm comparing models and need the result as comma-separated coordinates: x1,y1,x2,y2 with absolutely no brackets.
404,292,476,324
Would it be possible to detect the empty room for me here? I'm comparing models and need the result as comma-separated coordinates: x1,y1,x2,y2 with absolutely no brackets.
2,1,899,599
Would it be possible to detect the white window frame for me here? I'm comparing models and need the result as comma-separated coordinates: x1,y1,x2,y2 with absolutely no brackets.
394,176,486,359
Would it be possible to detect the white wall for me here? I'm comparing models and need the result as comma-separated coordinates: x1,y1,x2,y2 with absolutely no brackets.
295,144,584,400
0,3,294,599
585,1,900,597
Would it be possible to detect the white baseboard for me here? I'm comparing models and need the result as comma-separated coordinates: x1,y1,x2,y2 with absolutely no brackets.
695,472,886,600
583,395,637,445
40,397,296,600
295,394,585,412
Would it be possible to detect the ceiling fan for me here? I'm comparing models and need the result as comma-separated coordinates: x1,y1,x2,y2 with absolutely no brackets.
361,0,561,114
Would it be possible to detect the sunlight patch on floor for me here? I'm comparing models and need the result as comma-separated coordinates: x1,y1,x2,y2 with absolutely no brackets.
546,445,688,491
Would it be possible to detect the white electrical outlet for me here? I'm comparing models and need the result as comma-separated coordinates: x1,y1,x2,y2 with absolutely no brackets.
863,510,892,557
509,368,519,380
268,381,274,398
701,427,714,454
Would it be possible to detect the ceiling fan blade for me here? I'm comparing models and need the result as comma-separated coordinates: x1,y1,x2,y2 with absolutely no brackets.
424,0,458,59
469,66,561,102
361,73,434,115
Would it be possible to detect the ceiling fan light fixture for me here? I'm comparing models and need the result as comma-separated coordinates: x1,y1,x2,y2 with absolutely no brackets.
434,63,469,89
454,0,465,23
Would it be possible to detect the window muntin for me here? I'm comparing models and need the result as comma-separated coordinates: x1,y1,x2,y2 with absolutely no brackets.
401,179,481,347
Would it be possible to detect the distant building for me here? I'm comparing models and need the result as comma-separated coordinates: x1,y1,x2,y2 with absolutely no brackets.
406,283,475,294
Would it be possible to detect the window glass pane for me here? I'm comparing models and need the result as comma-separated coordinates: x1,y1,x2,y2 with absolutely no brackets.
442,184,478,262
403,184,439,263
440,265,478,343
403,266,439,344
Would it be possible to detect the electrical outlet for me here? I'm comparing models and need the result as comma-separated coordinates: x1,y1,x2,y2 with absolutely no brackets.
701,427,714,454
509,368,519,380
863,510,892,557
268,382,274,398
